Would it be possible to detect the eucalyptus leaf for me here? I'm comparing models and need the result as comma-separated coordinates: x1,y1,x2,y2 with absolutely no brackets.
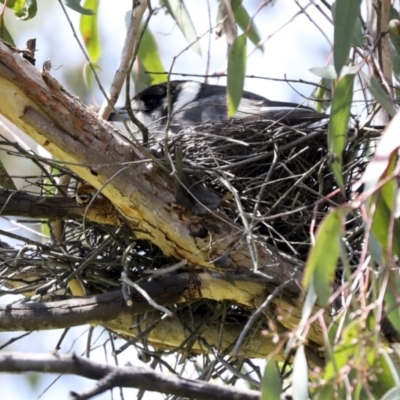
328,72,356,191
261,356,282,400
369,76,396,118
9,0,37,20
227,33,247,117
308,78,332,112
80,0,101,63
0,159,17,190
138,28,166,85
0,18,15,46
232,2,263,50
164,0,201,55
64,0,95,15
303,209,345,305
333,0,362,75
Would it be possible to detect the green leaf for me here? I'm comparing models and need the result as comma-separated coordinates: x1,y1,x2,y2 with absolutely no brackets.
328,71,356,192
352,13,364,48
261,356,282,400
0,159,17,190
138,27,166,85
373,352,400,397
227,33,247,117
333,0,362,75
303,209,345,305
9,0,37,20
231,1,262,50
369,76,396,118
308,78,332,113
371,192,400,261
316,385,336,399
83,62,101,91
385,271,400,332
390,41,400,83
381,158,398,212
26,372,41,389
80,0,101,63
390,7,400,61
390,5,400,21
368,234,384,265
64,0,95,15
0,18,15,46
330,161,345,192
324,321,360,380
164,0,201,55
367,147,400,259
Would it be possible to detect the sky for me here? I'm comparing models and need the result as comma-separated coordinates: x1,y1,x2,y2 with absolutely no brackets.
4,0,332,104
0,1,332,399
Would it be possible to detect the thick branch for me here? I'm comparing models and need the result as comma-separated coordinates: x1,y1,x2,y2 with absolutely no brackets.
0,272,324,355
0,189,119,225
0,273,187,331
0,352,260,400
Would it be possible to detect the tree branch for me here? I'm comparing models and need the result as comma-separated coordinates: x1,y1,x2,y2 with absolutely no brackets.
0,272,325,357
98,0,147,119
0,352,260,400
0,38,303,290
0,189,119,225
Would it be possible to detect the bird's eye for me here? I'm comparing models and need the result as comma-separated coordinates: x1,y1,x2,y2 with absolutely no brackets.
145,98,157,109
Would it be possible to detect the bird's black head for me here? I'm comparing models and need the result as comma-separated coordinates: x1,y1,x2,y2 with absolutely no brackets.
123,81,202,134
132,81,183,113
108,81,199,137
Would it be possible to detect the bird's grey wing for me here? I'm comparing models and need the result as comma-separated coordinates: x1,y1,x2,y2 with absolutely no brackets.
171,94,229,128
173,95,325,129
235,97,326,123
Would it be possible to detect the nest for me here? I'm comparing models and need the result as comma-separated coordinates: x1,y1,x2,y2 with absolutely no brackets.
0,115,374,297
164,116,371,261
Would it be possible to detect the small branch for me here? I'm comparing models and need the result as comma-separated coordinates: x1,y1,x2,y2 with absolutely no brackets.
0,273,189,332
233,268,300,357
121,271,173,316
98,0,147,119
0,189,119,226
0,352,260,400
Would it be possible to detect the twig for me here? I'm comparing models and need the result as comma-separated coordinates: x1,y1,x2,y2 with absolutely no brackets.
98,0,147,119
121,271,173,316
232,269,299,357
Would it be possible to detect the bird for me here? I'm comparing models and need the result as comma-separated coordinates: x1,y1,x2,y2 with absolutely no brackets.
109,80,325,141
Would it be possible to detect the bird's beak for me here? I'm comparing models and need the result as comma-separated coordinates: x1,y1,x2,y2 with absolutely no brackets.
108,106,129,122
